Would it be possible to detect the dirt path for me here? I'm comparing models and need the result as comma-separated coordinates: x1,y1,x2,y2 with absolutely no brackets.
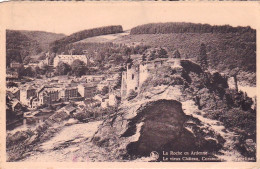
21,121,109,162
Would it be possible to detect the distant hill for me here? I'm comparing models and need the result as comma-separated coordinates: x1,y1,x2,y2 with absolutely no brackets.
19,30,65,51
50,25,123,53
48,23,256,84
130,22,256,34
6,30,65,67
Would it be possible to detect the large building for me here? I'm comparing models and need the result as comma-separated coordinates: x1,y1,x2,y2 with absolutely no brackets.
78,83,97,98
20,86,37,106
53,55,89,67
37,86,60,106
60,86,79,101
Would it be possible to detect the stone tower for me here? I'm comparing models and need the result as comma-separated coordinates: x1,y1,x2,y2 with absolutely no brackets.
121,57,140,99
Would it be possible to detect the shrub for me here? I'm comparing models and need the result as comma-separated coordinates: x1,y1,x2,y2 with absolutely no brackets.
127,90,138,101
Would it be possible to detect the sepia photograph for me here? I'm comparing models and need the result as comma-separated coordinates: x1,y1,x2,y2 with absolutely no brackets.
1,2,258,166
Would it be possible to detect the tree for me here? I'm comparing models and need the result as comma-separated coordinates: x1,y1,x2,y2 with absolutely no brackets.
142,54,147,61
6,49,22,67
197,43,208,71
23,56,31,65
158,47,168,58
101,86,109,95
173,50,181,58
127,89,138,101
38,53,46,60
55,61,71,75
71,59,88,77
23,66,35,77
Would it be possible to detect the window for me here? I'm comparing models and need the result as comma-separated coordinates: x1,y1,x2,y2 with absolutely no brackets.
132,74,134,79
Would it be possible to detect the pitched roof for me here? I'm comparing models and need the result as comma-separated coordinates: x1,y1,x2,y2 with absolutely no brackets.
12,99,21,109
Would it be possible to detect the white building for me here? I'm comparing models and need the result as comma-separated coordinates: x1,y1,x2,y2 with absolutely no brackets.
53,55,89,67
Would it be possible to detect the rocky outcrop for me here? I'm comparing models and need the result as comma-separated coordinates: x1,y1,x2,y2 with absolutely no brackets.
125,100,187,156
92,85,225,161
92,60,255,161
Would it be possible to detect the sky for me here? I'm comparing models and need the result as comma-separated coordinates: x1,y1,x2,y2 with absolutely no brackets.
1,2,259,35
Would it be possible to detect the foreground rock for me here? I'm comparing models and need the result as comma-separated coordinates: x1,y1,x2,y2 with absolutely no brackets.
92,60,255,161
92,85,225,161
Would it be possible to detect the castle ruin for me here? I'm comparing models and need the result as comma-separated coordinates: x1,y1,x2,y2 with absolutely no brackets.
121,50,182,99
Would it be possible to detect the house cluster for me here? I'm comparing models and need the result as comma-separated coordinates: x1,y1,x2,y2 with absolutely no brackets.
6,62,24,81
121,50,182,99
7,74,120,111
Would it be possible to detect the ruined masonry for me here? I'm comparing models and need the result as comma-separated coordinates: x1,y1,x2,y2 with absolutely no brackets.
121,54,182,99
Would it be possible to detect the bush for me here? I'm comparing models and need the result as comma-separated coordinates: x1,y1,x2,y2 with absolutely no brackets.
74,111,91,122
101,86,109,95
127,90,138,101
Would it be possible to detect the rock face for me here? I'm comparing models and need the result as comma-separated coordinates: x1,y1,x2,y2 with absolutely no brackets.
92,60,252,161
92,87,224,161
125,100,187,156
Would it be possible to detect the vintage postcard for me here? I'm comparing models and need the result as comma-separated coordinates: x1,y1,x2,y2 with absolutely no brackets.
0,1,259,168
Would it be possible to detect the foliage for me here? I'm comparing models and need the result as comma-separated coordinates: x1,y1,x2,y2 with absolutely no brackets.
101,86,109,95
23,56,32,65
74,110,93,122
197,43,208,71
50,25,123,53
143,47,168,61
71,59,88,77
38,53,47,60
180,63,256,156
118,32,256,85
19,30,65,51
130,22,256,34
173,50,181,58
6,30,64,67
23,67,35,77
127,90,138,101
140,66,186,93
6,30,40,67
55,61,71,76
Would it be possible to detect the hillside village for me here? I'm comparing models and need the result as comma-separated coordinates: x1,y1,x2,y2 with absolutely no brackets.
6,46,187,128
5,23,256,162
6,52,123,129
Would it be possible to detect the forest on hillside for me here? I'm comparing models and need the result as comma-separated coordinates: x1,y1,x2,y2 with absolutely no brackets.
6,23,256,85
130,22,256,34
50,25,123,53
117,31,256,85
19,31,65,51
6,30,65,67
6,30,42,67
